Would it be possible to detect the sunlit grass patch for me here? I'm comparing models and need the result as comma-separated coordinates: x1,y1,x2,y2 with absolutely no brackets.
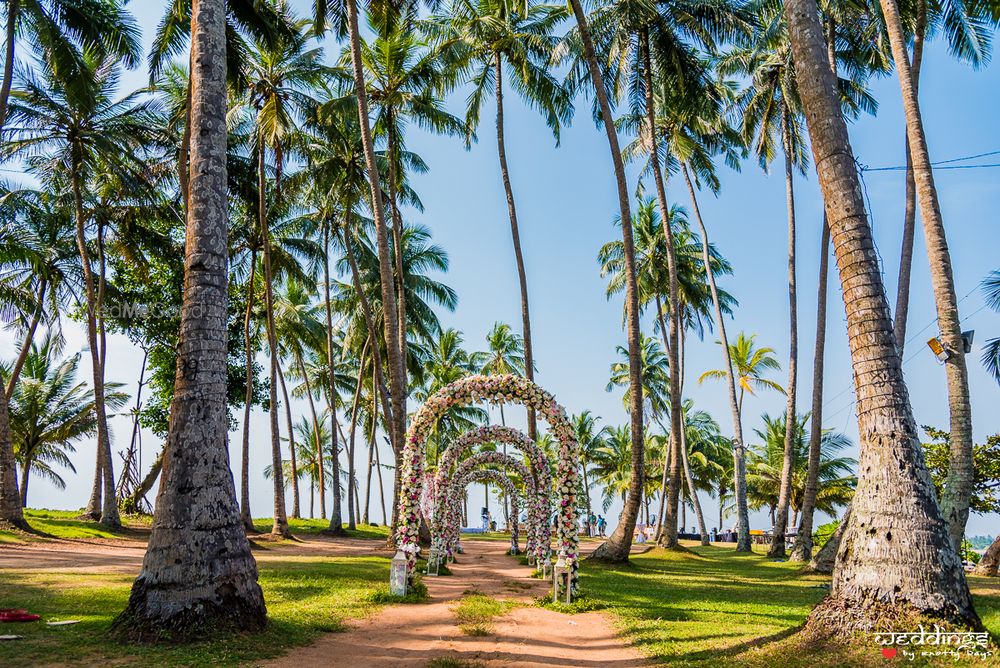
452,592,517,636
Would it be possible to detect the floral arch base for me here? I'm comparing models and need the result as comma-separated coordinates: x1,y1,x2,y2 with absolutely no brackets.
399,374,581,597
434,425,552,564
433,450,537,562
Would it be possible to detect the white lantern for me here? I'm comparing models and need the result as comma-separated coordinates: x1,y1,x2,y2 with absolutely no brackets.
390,550,408,596
552,554,571,604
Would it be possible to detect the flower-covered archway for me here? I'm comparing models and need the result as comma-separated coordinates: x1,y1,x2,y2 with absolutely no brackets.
450,468,522,556
399,375,581,593
434,425,552,563
434,450,537,560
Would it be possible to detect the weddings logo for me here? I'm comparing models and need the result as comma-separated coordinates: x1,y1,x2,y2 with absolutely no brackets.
875,625,993,661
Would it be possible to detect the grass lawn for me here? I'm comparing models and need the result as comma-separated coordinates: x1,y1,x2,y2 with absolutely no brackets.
0,514,399,666
0,509,151,542
576,543,1000,667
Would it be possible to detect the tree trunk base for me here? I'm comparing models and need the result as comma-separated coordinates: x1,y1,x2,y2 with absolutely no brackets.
589,537,630,563
323,526,347,537
111,574,267,643
804,595,982,640
0,517,30,533
99,515,122,530
767,542,786,559
789,535,813,562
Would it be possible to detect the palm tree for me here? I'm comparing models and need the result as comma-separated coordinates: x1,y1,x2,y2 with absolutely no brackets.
353,11,465,418
875,0,983,547
115,0,267,637
437,0,572,440
0,188,76,526
3,55,164,528
700,333,784,412
8,337,128,506
982,270,1000,384
572,410,610,530
784,0,977,631
315,0,408,472
479,321,526,426
0,0,140,139
592,425,633,512
652,80,754,550
560,0,645,564
244,14,328,537
892,0,998,355
747,413,855,528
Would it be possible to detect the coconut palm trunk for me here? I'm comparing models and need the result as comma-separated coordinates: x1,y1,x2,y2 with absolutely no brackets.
114,0,266,636
791,221,830,561
295,354,325,520
339,222,395,433
277,363,300,519
385,119,409,420
877,0,974,549
72,160,119,528
0,0,18,138
6,279,47,398
892,0,926,355
681,164,751,551
344,0,405,473
974,535,1000,577
783,0,979,630
769,107,798,559
0,377,24,526
639,33,683,549
257,142,289,538
791,16,837,563
239,250,257,532
345,340,368,530
570,0,644,563
323,225,344,533
494,51,537,441
676,330,709,546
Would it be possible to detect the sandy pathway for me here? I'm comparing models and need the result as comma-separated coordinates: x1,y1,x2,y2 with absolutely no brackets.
267,539,651,668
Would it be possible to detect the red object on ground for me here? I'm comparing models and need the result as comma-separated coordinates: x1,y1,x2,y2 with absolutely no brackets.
0,609,40,623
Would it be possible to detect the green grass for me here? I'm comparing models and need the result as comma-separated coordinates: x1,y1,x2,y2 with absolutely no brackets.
451,591,517,636
576,543,1000,667
0,554,392,666
0,508,150,542
251,517,391,540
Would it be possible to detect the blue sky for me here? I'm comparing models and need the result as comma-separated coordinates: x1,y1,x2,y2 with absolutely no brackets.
5,0,999,537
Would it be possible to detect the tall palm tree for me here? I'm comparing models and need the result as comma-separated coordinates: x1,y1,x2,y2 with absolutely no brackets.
892,0,998,355
8,337,128,506
353,11,465,418
3,55,164,528
315,0,408,474
115,0,267,637
0,188,76,526
560,0,645,564
784,0,978,631
437,0,572,440
244,14,328,537
875,0,982,548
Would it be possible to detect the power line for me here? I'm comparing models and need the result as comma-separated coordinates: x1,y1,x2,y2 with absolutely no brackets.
861,148,1000,172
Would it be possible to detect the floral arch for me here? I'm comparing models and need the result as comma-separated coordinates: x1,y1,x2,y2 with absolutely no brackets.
399,374,582,592
450,468,522,556
434,450,537,560
434,425,552,562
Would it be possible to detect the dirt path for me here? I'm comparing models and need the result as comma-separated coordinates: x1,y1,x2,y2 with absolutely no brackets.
267,539,651,668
